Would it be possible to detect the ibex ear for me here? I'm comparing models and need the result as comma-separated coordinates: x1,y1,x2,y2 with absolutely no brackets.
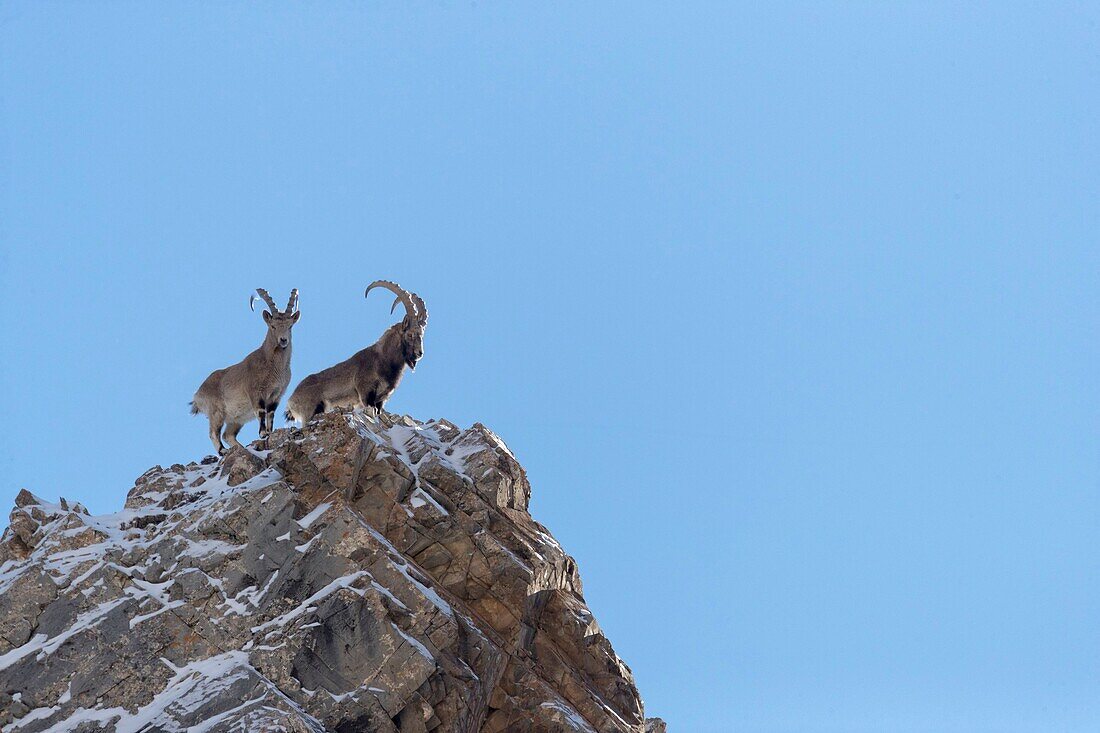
262,310,273,324
291,311,301,323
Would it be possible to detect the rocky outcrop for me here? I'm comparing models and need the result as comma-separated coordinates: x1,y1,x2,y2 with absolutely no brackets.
0,410,656,732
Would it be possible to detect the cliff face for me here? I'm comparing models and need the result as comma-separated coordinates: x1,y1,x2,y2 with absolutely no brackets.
0,411,658,732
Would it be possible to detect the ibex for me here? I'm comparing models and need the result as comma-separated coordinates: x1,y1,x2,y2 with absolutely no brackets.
191,288,300,455
286,280,427,423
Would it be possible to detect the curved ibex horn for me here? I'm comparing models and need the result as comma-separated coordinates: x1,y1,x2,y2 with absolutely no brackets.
389,291,427,326
285,289,299,314
250,288,280,314
366,280,417,322
410,292,428,326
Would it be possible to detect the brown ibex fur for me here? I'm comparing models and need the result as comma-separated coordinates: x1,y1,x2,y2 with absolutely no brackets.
286,281,427,423
191,288,300,455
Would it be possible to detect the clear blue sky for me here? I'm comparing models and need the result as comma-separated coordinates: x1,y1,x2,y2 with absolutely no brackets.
1,3,1097,731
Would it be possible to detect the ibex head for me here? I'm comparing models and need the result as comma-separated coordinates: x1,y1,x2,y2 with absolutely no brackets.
365,280,428,370
250,288,301,349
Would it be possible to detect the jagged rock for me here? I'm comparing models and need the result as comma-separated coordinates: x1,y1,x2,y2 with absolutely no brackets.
218,444,267,487
0,409,660,732
645,719,667,733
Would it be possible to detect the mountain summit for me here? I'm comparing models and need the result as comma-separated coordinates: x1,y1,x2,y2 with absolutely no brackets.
0,410,663,732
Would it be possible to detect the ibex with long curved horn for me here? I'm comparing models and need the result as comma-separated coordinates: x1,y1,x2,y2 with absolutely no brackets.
191,288,300,455
285,281,427,423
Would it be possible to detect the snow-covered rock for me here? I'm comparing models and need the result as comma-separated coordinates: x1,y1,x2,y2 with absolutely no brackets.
0,410,653,732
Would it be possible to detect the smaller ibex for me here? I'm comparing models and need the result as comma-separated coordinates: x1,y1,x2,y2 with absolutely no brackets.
286,280,427,423
191,288,300,455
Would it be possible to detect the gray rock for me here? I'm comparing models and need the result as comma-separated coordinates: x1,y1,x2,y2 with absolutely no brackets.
9,703,29,721
0,409,659,731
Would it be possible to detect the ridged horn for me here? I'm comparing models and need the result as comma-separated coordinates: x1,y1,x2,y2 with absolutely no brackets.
285,288,299,314
389,291,427,326
250,288,280,314
410,292,428,326
366,280,416,322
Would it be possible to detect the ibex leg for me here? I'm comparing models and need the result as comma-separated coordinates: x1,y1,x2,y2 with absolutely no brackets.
255,399,268,438
208,414,226,456
357,389,379,418
224,421,244,450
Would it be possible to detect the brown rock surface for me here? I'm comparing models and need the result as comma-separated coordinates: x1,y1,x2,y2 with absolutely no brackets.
0,409,660,732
